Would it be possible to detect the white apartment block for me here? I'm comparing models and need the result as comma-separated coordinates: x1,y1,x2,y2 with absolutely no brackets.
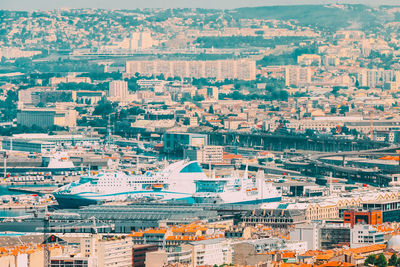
357,68,400,88
290,223,320,251
126,59,256,81
79,235,133,267
49,76,91,86
182,238,232,267
323,55,340,66
350,225,384,248
109,80,128,100
285,66,312,87
129,32,154,51
184,145,224,164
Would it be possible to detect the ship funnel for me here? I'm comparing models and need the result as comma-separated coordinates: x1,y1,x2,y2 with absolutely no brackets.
243,163,249,179
256,169,265,199
256,169,265,181
231,169,239,180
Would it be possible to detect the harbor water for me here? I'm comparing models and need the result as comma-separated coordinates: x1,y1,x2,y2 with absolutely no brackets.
0,184,53,217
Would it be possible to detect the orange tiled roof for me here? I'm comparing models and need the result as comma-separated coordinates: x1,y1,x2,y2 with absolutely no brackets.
347,244,386,255
301,250,325,257
316,254,334,260
282,252,296,258
318,261,355,267
129,232,144,237
144,229,167,234
223,153,242,159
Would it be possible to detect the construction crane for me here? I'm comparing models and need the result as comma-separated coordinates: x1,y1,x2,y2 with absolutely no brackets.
38,209,114,267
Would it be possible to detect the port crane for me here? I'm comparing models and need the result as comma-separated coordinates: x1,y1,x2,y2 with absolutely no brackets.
37,209,114,267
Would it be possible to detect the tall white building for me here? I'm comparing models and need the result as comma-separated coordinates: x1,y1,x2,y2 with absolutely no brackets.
129,32,154,51
290,223,320,251
109,80,128,100
357,68,400,88
285,66,312,87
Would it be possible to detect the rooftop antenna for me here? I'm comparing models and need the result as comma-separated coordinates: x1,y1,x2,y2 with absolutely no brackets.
209,157,212,178
43,205,50,267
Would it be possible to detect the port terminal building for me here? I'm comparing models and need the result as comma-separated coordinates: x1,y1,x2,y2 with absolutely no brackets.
1,134,101,153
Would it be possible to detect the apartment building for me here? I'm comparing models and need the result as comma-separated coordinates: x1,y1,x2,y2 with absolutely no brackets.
126,59,256,80
83,235,133,267
297,54,321,66
357,68,400,88
17,107,77,128
285,66,313,87
182,238,232,267
184,145,224,164
350,224,385,248
49,76,91,86
109,80,128,100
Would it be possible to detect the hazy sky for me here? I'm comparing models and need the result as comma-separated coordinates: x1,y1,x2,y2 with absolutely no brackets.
1,0,400,11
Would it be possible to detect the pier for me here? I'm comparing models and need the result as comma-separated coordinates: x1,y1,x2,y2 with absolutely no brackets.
7,186,58,195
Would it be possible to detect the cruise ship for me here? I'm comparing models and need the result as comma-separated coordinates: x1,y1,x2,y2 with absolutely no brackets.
53,161,282,208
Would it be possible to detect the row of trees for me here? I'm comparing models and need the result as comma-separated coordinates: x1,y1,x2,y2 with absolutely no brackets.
257,44,318,67
194,36,310,49
219,90,289,102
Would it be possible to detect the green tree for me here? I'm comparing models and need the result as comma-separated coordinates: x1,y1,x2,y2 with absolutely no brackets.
93,99,115,118
388,254,397,266
193,95,205,102
14,57,33,69
208,105,214,114
364,254,376,266
376,253,387,267
339,105,349,115
183,117,190,125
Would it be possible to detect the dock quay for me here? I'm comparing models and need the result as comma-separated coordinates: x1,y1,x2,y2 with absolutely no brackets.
7,186,58,195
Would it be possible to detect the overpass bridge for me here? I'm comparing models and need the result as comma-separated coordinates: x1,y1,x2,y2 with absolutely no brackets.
284,145,400,186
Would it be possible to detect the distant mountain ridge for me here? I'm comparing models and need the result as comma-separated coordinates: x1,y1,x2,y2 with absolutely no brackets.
230,4,392,32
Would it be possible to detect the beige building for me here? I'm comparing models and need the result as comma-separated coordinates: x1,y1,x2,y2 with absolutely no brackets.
181,238,232,267
184,145,224,164
323,55,340,66
297,54,321,66
49,76,91,86
54,234,133,267
109,80,128,100
17,107,77,129
95,236,133,267
0,244,63,267
357,68,400,88
285,66,312,87
126,59,256,81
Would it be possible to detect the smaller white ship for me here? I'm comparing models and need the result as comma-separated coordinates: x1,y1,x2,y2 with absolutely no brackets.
193,167,282,205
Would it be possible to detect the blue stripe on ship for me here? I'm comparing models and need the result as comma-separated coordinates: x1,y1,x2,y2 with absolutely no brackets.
59,190,192,198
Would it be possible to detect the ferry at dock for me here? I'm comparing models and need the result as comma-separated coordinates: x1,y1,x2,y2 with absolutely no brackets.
53,161,282,208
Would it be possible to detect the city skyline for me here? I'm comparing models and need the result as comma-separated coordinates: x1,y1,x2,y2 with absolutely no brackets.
2,0,400,10
2,2,400,266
